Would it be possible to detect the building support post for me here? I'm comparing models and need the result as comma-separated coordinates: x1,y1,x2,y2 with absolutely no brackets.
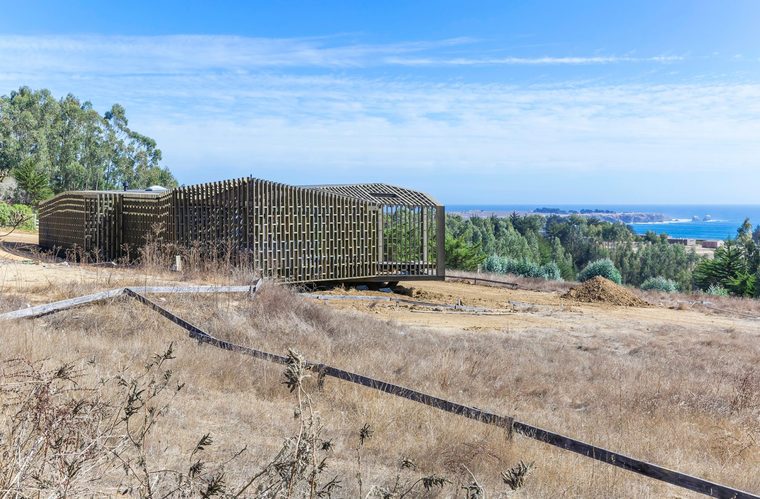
436,205,445,278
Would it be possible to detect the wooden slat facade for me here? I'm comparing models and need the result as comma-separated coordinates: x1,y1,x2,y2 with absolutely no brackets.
38,177,445,283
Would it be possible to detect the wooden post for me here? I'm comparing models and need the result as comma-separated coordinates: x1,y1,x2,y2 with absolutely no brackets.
436,205,446,278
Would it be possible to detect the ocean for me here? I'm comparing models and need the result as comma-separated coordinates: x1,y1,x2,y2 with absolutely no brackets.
447,204,760,241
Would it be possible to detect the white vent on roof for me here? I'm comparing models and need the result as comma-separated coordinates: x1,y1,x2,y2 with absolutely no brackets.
146,185,168,192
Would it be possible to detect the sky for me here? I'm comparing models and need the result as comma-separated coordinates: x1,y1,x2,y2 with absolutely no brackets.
1,1,760,204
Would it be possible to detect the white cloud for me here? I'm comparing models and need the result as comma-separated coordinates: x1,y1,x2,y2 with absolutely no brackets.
0,35,478,73
0,34,682,72
385,55,684,65
125,76,760,178
0,34,758,202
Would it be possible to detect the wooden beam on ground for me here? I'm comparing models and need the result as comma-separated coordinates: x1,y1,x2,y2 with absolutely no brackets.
130,285,255,294
301,293,497,312
0,288,126,320
446,274,520,289
0,281,263,321
304,294,392,302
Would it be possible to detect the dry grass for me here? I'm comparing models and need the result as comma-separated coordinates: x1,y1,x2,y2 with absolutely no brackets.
634,287,760,318
2,277,759,498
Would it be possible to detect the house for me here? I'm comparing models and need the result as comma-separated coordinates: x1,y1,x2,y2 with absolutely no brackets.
666,238,696,246
700,240,724,249
38,176,445,284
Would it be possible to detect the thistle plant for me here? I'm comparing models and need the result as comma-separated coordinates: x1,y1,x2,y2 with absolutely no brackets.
501,460,535,491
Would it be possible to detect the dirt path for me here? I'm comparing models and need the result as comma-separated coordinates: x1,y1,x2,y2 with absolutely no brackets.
0,231,39,261
308,279,760,346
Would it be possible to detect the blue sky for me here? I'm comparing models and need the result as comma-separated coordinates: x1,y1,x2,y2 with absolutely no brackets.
1,1,760,204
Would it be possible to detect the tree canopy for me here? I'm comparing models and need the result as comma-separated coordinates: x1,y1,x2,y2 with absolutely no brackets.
692,218,760,297
447,212,702,289
0,87,176,204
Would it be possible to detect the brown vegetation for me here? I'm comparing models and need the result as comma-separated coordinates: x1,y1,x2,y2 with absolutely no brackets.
1,235,759,496
2,271,759,497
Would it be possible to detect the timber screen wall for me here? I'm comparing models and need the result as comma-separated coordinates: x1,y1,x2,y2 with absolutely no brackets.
39,177,445,283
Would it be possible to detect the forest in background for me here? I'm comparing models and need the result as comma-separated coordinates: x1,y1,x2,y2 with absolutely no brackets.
446,213,760,298
0,86,176,205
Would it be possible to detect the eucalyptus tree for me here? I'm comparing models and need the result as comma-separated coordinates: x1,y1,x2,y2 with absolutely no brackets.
0,86,177,204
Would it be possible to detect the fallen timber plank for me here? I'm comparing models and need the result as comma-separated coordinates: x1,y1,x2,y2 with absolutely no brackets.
446,274,519,289
302,293,496,313
409,309,511,316
304,294,392,302
0,288,126,320
122,287,757,499
0,280,262,321
130,285,255,294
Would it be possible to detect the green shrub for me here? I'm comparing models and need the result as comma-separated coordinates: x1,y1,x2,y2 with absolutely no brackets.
541,261,562,281
706,284,729,296
445,234,486,271
483,255,563,281
577,258,622,284
0,203,35,230
640,276,678,293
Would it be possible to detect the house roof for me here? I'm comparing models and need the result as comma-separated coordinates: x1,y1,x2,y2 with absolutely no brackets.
40,178,442,208
303,183,441,207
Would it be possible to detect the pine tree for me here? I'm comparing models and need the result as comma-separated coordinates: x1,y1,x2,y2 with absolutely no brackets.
694,240,754,296
444,234,486,271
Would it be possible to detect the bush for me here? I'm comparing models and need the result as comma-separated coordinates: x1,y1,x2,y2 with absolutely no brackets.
0,203,35,231
541,261,562,281
483,255,563,281
640,276,678,293
706,284,729,296
577,258,622,284
445,234,486,271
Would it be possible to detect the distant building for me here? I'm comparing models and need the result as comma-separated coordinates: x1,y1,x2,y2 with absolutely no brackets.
667,238,695,246
700,240,724,249
38,176,445,284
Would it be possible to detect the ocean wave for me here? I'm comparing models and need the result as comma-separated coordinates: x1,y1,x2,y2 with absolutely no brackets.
629,218,692,225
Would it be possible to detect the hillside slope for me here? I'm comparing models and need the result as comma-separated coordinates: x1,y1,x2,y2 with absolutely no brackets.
1,252,759,497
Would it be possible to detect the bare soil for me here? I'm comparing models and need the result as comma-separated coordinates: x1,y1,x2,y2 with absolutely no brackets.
562,276,650,307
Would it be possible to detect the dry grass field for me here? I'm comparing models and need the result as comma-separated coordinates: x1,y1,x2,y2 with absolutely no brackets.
1,237,759,497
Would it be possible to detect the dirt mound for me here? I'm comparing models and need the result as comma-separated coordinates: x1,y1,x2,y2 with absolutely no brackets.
562,276,649,307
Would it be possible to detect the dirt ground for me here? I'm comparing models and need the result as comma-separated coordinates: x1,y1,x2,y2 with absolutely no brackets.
306,279,760,343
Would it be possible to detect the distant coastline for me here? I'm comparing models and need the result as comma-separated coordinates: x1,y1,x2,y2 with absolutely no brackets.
453,207,668,224
447,204,760,241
